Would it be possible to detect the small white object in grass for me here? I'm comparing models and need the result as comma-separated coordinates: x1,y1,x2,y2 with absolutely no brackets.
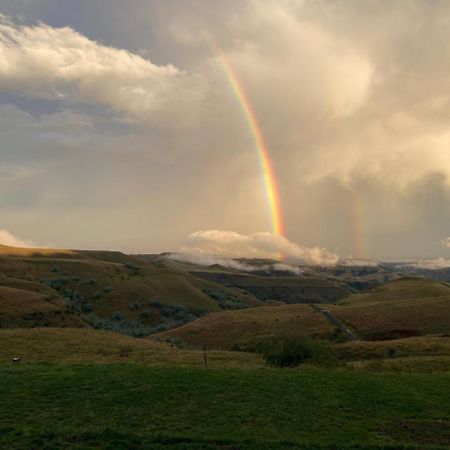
12,357,21,363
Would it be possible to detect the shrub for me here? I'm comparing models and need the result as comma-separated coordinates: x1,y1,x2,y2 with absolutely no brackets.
193,307,209,317
81,303,93,313
147,299,164,308
124,262,140,275
40,277,67,290
260,337,337,368
85,314,157,338
128,302,141,311
202,288,248,310
111,311,124,321
139,310,153,320
387,347,397,358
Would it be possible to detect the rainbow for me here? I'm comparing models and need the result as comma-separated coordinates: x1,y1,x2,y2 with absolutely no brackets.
211,41,285,236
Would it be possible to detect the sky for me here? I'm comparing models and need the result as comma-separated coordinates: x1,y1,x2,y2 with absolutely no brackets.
0,0,449,262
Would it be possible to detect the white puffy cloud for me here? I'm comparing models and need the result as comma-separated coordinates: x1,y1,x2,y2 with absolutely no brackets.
166,252,303,274
394,258,450,270
0,229,34,247
181,230,339,265
0,16,204,125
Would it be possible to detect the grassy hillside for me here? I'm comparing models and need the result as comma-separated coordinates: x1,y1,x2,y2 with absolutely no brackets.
336,336,450,373
157,304,335,349
158,278,450,350
0,328,263,368
191,271,353,304
0,284,85,328
0,245,263,334
331,278,450,340
337,335,450,360
0,364,449,449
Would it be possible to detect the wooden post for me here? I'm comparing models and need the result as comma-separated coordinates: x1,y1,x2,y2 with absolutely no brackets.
203,345,207,368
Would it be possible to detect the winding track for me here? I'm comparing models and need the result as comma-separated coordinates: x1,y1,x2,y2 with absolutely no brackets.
310,304,358,341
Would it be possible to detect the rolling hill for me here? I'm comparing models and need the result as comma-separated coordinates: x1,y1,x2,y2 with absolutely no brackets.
157,278,450,349
156,303,335,349
330,278,450,340
0,245,264,334
0,327,263,368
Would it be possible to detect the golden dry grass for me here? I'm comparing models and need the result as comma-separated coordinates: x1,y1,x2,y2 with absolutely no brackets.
0,245,258,322
0,286,85,328
0,245,75,257
157,304,335,349
337,335,450,360
331,278,450,339
338,277,450,305
0,328,264,368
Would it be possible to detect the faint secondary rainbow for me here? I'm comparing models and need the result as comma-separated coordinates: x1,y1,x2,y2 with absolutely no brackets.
210,40,285,236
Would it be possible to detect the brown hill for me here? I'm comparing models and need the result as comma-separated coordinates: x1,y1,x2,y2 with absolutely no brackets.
330,278,450,340
156,304,335,350
0,245,261,331
0,285,85,328
157,278,450,349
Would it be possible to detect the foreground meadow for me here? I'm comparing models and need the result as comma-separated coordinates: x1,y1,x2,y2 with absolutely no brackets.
0,364,449,449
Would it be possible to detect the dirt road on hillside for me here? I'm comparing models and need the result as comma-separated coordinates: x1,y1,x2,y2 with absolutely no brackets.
310,305,358,341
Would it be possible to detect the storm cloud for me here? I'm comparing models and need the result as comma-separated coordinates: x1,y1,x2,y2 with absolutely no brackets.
0,1,449,259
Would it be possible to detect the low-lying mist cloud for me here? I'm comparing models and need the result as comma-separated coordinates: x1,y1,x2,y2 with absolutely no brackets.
442,237,450,248
166,252,303,274
394,258,450,270
0,229,34,248
181,230,340,266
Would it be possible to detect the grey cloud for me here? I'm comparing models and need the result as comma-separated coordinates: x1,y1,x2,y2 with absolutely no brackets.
1,1,450,259
0,15,205,125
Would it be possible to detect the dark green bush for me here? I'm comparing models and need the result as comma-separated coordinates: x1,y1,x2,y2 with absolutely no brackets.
202,288,248,310
260,337,337,368
147,299,164,308
193,307,209,317
139,309,153,320
128,302,141,311
81,303,93,313
86,314,156,337
111,311,124,321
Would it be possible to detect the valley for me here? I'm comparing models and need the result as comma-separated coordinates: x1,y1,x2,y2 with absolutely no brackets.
0,244,449,449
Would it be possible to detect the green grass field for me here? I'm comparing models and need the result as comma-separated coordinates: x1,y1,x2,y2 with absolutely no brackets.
0,364,449,449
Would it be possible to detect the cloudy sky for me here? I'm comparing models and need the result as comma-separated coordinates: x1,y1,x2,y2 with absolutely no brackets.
0,0,449,261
